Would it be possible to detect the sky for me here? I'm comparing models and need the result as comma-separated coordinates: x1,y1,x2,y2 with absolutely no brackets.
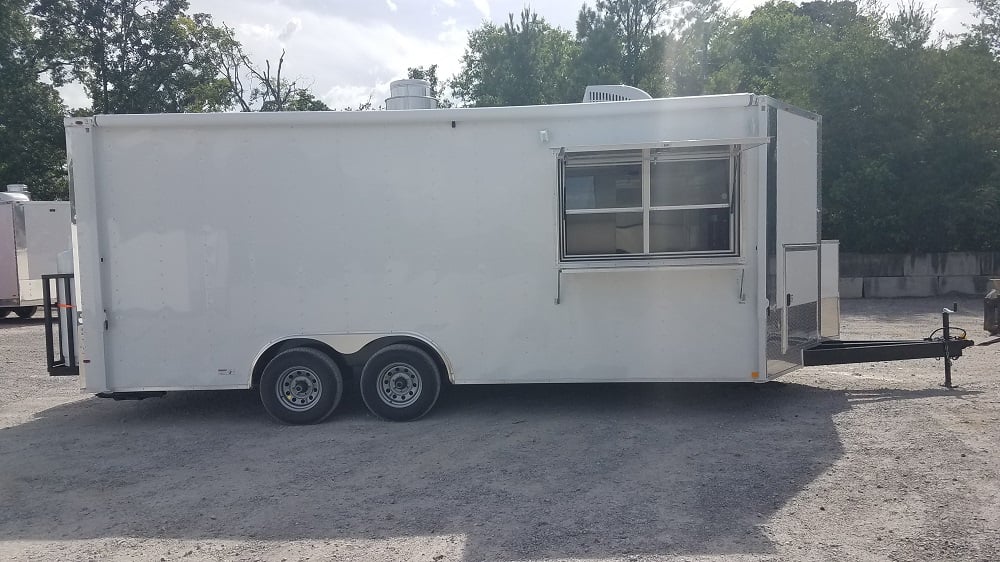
57,0,980,110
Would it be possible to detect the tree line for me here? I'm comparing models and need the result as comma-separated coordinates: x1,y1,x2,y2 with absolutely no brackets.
2,0,331,200
449,0,1000,253
3,0,1000,253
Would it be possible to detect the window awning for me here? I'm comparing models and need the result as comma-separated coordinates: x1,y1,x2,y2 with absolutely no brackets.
557,137,771,154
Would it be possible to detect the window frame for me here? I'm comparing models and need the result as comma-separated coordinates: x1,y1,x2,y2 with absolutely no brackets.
559,143,742,262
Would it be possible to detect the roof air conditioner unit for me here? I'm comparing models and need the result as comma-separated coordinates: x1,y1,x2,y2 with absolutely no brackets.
582,85,652,103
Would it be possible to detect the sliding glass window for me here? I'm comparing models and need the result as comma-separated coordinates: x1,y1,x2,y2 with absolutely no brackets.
561,146,738,260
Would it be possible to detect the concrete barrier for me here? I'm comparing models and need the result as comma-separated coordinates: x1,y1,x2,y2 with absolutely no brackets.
840,252,1000,298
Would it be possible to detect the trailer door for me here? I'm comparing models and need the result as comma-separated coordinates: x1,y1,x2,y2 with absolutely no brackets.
765,103,822,377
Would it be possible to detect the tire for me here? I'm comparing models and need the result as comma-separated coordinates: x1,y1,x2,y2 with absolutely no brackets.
360,344,442,422
0,309,10,319
259,347,344,425
14,306,37,319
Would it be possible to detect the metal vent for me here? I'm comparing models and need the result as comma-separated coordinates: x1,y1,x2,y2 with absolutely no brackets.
582,85,652,103
385,79,438,110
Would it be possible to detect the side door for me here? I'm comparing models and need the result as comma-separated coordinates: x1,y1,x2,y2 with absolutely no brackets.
782,244,820,352
765,103,822,377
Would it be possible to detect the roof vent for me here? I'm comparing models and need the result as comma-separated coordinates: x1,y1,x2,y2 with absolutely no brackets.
385,79,438,110
582,85,652,103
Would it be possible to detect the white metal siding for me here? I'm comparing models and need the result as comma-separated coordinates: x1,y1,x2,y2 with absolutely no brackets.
76,97,772,391
18,202,71,302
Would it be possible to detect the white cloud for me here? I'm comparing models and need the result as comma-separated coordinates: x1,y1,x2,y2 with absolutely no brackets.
438,18,464,43
323,84,384,110
440,0,457,6
278,18,301,41
472,0,490,19
237,22,276,41
386,0,398,12
56,82,90,111
198,0,469,109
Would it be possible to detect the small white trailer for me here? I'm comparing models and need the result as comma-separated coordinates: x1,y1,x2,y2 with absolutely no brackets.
60,88,844,423
0,185,72,319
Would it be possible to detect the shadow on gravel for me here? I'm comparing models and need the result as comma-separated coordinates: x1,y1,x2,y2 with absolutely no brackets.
0,317,45,329
0,382,974,560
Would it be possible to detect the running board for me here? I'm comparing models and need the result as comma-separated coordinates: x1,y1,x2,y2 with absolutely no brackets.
96,392,166,401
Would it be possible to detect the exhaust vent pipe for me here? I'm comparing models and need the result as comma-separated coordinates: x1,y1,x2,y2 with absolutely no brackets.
385,79,438,110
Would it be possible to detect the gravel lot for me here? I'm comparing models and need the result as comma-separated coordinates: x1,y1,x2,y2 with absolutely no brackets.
1,298,998,562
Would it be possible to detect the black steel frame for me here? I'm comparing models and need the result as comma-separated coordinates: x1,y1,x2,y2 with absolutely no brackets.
804,339,973,364
41,273,79,376
803,307,973,388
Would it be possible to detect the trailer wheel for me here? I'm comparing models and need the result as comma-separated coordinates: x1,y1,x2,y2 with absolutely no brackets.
259,347,343,424
0,309,9,319
14,306,37,319
360,344,441,422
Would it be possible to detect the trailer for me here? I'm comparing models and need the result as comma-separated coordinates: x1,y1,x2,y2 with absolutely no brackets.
0,185,72,319
983,279,1000,343
53,86,969,424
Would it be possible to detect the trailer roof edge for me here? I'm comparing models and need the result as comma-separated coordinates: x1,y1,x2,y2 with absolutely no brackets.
755,96,821,122
73,94,762,129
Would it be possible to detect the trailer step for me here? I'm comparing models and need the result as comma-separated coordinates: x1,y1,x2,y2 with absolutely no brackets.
41,274,79,377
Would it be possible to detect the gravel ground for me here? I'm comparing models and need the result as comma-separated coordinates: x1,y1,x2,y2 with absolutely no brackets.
0,298,997,562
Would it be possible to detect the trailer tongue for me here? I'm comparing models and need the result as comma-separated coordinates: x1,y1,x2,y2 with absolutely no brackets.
803,305,974,388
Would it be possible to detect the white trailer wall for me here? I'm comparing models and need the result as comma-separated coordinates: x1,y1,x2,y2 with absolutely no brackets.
0,201,71,307
19,203,72,303
67,95,810,393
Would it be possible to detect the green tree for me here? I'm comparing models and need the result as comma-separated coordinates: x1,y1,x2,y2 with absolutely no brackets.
451,8,579,106
30,2,327,113
1,0,68,199
31,0,232,113
970,0,1000,53
190,19,329,111
407,64,453,107
701,0,1000,252
664,0,736,96
574,0,674,96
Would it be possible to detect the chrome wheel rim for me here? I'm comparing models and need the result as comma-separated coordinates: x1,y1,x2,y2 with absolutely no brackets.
376,362,422,408
276,367,323,411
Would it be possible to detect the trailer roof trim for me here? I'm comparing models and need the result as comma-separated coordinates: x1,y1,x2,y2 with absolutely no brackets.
69,93,762,129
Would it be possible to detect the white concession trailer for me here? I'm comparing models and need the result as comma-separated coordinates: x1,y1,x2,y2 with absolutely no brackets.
61,91,842,423
1,185,72,319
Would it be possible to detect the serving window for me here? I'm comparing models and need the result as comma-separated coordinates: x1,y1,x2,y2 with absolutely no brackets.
560,146,739,261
